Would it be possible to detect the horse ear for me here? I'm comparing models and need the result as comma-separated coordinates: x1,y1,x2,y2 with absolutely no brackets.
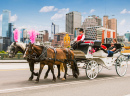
29,42,31,45
14,42,16,45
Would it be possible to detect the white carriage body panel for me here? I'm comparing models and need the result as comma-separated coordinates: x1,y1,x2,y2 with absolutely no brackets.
93,50,120,58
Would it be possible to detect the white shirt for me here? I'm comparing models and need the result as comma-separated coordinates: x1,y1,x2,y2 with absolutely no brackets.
75,34,85,41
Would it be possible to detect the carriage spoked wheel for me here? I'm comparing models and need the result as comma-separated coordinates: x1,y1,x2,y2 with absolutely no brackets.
98,64,103,73
86,60,99,79
115,54,128,77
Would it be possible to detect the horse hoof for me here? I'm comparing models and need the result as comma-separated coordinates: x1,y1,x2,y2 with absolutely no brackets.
34,80,39,83
52,79,56,82
62,78,66,81
28,78,33,81
57,76,60,79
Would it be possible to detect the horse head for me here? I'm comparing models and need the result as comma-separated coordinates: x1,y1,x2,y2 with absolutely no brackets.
23,42,35,59
7,42,26,58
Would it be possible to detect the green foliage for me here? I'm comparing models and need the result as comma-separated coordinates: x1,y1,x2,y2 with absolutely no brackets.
0,50,7,54
18,51,22,53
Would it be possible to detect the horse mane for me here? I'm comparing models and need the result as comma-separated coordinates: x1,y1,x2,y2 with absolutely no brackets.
15,42,26,51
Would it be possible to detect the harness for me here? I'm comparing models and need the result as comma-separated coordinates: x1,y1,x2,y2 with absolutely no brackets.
29,46,74,63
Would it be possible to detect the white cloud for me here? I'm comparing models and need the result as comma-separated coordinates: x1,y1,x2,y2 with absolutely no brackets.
0,14,2,21
90,9,95,13
82,12,87,15
39,6,58,12
51,8,69,21
58,8,69,13
120,9,130,14
10,14,18,22
54,8,58,11
120,19,126,25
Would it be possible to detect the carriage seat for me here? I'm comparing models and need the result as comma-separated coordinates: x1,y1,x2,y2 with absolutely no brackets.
93,44,122,57
102,44,122,54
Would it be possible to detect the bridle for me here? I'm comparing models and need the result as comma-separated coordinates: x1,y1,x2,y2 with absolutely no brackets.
24,45,38,60
8,45,18,57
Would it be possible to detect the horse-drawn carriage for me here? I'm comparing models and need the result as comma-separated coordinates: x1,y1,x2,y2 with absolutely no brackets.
7,38,128,82
72,39,128,79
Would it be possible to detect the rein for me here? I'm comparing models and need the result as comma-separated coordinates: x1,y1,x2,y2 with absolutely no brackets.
28,45,75,63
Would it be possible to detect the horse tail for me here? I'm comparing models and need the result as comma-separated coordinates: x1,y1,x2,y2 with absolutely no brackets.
60,63,65,72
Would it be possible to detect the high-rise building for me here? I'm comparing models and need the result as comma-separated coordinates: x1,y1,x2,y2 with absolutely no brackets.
82,15,102,31
20,28,26,42
43,30,49,42
103,15,108,28
51,22,59,40
108,18,117,33
2,10,11,37
66,11,81,34
103,15,117,37
8,23,13,42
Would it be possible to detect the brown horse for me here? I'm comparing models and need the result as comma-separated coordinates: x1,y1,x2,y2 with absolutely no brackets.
24,43,79,82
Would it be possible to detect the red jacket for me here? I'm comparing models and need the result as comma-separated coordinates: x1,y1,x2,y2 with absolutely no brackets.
101,45,107,49
77,34,84,41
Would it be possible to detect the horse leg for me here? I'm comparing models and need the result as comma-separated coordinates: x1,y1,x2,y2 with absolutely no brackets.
44,65,50,79
35,63,44,83
62,63,67,80
50,64,56,82
57,65,60,79
28,62,35,81
71,61,79,78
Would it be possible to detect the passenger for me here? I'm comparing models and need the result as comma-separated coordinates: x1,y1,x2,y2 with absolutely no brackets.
107,42,116,57
113,38,117,44
71,28,85,50
101,43,107,50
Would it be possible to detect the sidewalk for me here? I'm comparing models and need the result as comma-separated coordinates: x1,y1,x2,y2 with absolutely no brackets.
0,60,27,63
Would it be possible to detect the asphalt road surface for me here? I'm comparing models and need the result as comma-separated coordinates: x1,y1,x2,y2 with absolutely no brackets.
0,62,130,96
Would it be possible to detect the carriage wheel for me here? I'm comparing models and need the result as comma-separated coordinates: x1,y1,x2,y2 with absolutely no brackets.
115,55,128,77
98,64,103,73
86,60,99,79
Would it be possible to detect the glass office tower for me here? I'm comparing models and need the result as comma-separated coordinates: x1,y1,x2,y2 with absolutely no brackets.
2,10,11,37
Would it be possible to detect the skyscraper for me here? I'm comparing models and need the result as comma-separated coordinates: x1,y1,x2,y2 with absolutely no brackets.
8,23,13,42
66,11,81,34
51,22,59,40
20,28,25,42
103,15,117,37
82,15,102,30
2,10,11,37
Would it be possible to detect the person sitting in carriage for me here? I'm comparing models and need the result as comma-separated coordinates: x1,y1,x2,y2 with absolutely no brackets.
71,28,85,50
107,42,116,57
101,43,107,50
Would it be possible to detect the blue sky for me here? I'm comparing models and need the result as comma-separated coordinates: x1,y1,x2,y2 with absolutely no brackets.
0,0,130,36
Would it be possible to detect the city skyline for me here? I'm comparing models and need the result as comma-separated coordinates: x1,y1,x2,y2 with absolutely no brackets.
0,0,130,36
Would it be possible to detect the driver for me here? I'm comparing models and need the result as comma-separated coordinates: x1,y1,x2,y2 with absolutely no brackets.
107,42,116,57
72,28,85,49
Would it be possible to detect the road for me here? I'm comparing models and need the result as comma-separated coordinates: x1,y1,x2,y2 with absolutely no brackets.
0,62,130,96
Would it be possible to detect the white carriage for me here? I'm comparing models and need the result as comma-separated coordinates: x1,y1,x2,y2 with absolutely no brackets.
72,39,128,79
